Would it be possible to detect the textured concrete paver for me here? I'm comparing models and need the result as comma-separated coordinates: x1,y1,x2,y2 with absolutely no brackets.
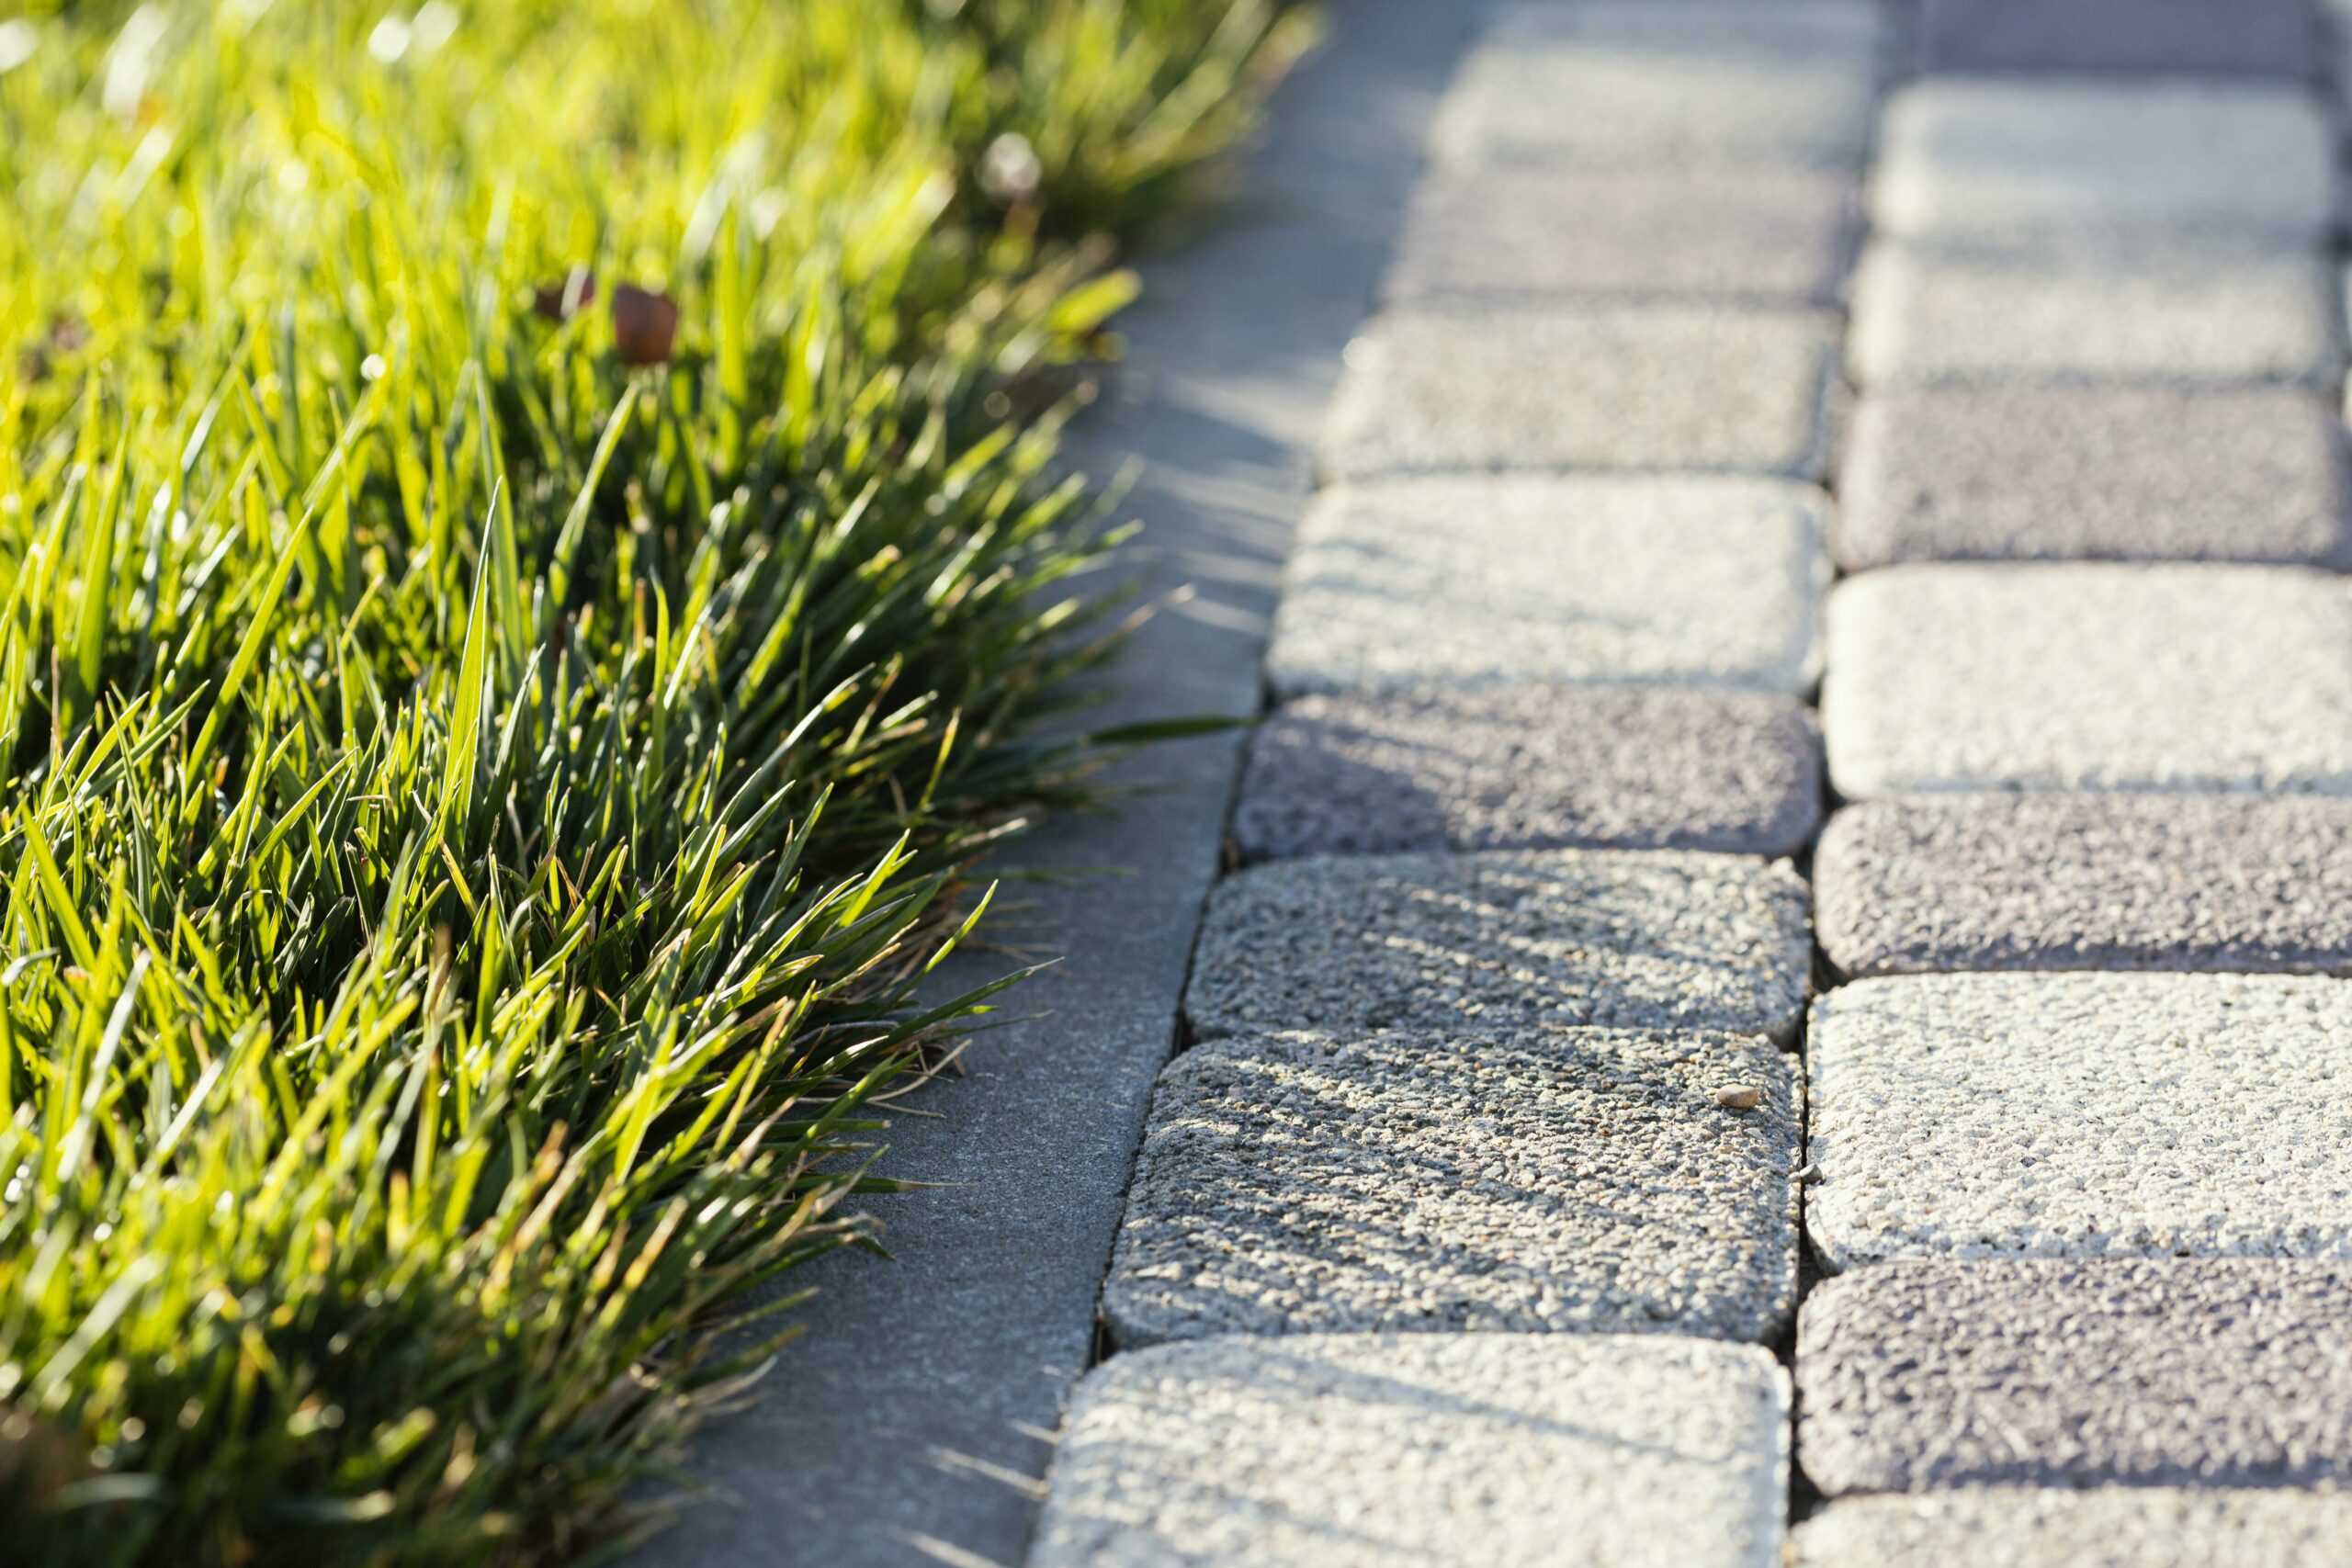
1794,1490,2352,1568
1102,1028,1798,1347
1806,974,2352,1269
1267,477,1826,698
1321,303,1842,480
1386,165,1858,304
1835,385,2347,568
1848,235,2336,386
1797,1259,2352,1495
1820,565,2352,797
1184,850,1812,1044
1433,1,1883,170
1816,795,2352,976
1031,1335,1789,1568
1872,81,2332,243
1234,685,1821,862
1918,0,2326,79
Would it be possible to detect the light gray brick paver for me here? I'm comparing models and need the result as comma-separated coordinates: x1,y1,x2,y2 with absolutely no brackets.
1835,385,2347,568
1385,165,1858,304
1917,0,2327,80
1815,795,2352,977
1794,1491,2352,1568
1820,565,2352,797
1431,1,1883,170
1797,1259,2352,1495
1806,974,2352,1270
1234,685,1821,863
1029,1335,1789,1568
1102,1028,1798,1347
1267,477,1826,699
1321,303,1842,480
1848,235,2337,387
1184,850,1813,1044
1871,81,2333,243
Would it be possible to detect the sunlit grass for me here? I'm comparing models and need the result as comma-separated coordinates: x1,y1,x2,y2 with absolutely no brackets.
0,1,1305,1561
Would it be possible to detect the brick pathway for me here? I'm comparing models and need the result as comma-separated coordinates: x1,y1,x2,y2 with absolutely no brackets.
1028,2,2352,1562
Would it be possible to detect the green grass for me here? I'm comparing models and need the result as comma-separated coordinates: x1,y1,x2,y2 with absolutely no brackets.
0,3,1305,1562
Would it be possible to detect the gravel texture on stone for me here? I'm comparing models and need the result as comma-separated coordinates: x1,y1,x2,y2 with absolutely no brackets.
1266,477,1826,698
1918,0,2326,78
1102,1028,1799,1347
1820,564,2352,797
1233,685,1822,863
1431,1,1883,170
1031,1334,1790,1568
1816,795,2352,976
1185,849,1813,1044
1835,385,2348,568
1385,165,1858,305
1806,973,2352,1270
1793,1490,2352,1568
1321,302,1842,480
1871,80,2333,243
1797,1258,2352,1495
1848,234,2337,387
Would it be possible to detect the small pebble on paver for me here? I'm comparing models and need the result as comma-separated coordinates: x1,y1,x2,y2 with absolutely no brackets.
1794,1490,2352,1568
1030,1335,1788,1568
1798,1258,2352,1495
1266,477,1826,698
1233,685,1821,862
1385,165,1858,305
1183,849,1813,1044
1432,1,1883,170
1101,1027,1798,1347
1816,795,2352,976
1872,80,2333,243
1806,973,2352,1269
1835,385,2347,568
1820,564,2352,797
1320,302,1842,480
1848,234,2337,387
1918,0,2325,79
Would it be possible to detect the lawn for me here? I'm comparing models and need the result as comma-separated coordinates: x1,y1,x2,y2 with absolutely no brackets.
0,2,1301,1562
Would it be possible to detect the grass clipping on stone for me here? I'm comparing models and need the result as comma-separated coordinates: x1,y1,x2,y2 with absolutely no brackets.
0,1,1304,1562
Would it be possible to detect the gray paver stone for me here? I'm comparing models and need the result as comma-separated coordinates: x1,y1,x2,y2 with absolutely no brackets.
1835,385,2347,569
1806,973,2352,1270
1385,164,1858,304
1816,795,2352,976
1820,564,2352,797
1321,302,1842,480
1918,0,2326,79
1102,1028,1799,1348
1797,1258,2352,1495
1234,684,1821,862
1848,234,2337,387
1432,1,1884,169
1184,849,1813,1044
1030,1334,1789,1568
1267,477,1827,698
1795,1490,2352,1568
1872,80,2333,243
